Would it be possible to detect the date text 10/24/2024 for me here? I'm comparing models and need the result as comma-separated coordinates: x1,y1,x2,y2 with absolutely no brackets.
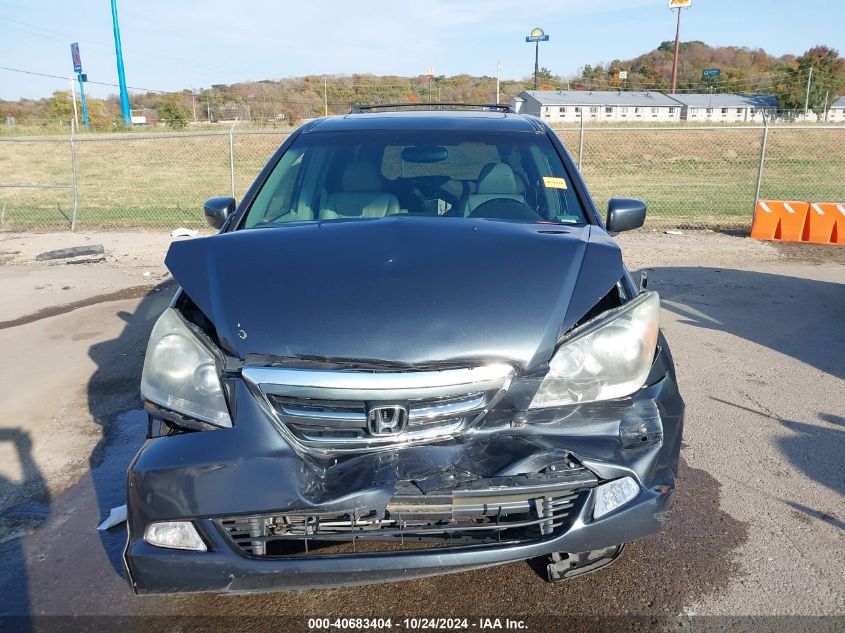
307,618,528,630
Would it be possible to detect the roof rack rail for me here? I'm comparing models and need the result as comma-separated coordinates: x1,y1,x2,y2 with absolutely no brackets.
349,102,513,114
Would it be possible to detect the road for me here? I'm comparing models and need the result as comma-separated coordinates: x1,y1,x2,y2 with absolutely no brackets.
0,230,842,630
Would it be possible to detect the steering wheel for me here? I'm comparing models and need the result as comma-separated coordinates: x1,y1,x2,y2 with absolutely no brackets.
404,176,461,213
468,198,543,221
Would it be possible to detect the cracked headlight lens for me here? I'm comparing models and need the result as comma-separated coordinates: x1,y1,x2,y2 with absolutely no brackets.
529,292,659,408
141,308,232,426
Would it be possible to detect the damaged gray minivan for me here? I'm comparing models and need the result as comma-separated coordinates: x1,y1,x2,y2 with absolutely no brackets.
125,104,683,594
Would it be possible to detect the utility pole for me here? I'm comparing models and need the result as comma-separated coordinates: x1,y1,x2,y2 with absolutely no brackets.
425,68,435,102
191,92,197,123
69,79,79,132
670,6,682,94
496,61,501,103
110,0,132,127
804,66,814,118
822,90,829,121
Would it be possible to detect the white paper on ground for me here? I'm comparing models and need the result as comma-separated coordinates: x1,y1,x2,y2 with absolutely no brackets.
97,504,127,531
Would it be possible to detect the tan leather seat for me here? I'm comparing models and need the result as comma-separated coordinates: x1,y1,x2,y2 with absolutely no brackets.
319,162,400,220
463,163,526,216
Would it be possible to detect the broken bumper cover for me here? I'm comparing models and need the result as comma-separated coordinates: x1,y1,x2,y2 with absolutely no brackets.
124,366,683,595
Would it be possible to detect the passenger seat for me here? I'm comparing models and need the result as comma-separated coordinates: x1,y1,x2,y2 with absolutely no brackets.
319,162,401,220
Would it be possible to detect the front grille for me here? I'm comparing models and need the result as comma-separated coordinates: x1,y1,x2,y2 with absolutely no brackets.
217,467,596,558
267,391,488,441
242,364,514,452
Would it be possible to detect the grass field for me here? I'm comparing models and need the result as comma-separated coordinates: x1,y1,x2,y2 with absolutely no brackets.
1,126,843,231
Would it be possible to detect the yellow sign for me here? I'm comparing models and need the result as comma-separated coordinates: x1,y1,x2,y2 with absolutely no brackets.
530,27,545,38
669,0,692,7
542,176,568,190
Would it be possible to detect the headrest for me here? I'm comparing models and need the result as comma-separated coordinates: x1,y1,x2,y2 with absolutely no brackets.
476,163,518,195
341,162,382,192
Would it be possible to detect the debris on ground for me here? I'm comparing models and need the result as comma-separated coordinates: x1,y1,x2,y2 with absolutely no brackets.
35,245,105,262
97,504,127,531
664,230,684,236
171,227,199,238
60,254,106,265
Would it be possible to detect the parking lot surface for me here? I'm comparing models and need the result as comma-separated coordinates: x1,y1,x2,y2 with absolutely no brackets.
0,230,842,628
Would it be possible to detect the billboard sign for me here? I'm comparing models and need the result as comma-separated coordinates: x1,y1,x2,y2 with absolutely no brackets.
70,42,83,73
702,68,721,78
526,27,550,42
618,71,628,80
669,0,692,7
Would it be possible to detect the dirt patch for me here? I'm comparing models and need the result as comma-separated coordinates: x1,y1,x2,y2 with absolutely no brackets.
769,241,845,264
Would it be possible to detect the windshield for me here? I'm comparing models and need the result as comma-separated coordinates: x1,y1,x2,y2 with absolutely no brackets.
242,129,587,228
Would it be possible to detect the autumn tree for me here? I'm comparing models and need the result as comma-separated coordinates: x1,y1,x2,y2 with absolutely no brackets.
46,90,73,124
774,46,844,116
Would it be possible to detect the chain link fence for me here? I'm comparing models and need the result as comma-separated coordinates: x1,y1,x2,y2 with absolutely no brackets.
0,124,843,232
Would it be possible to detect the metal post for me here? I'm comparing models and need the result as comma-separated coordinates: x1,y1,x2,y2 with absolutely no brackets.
77,74,90,130
578,111,585,171
323,75,328,116
69,79,79,132
670,8,681,94
753,115,769,213
70,123,79,231
534,42,539,90
229,124,236,198
110,0,132,127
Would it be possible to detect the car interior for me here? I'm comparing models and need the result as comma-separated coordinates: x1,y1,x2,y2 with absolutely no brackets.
243,133,586,228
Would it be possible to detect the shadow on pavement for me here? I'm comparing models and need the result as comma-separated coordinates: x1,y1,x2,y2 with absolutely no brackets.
0,429,49,621
85,281,176,576
645,266,845,380
648,265,843,528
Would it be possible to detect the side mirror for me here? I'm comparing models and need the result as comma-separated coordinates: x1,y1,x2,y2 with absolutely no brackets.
204,197,236,230
606,198,647,233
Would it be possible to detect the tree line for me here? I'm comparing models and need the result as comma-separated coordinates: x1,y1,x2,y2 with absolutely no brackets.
2,42,842,131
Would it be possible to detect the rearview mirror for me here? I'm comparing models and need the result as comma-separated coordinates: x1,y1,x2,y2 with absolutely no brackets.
401,146,448,163
606,198,647,233
204,197,236,230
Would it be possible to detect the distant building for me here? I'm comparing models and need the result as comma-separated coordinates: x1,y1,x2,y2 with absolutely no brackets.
826,95,845,122
668,94,778,122
511,90,682,123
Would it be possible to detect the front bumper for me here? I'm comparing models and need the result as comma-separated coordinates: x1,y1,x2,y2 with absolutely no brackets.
125,358,683,595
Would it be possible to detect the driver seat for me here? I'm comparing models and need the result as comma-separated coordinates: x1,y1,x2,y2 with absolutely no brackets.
462,163,526,216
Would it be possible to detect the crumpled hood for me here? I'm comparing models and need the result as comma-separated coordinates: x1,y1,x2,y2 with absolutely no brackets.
165,217,624,369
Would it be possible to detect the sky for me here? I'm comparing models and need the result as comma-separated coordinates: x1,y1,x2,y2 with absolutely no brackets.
2,0,843,100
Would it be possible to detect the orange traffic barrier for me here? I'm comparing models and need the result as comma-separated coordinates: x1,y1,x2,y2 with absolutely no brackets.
804,202,845,245
750,200,809,243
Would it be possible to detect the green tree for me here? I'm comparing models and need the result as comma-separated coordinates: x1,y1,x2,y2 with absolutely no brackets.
774,46,844,116
157,93,191,129
46,90,72,123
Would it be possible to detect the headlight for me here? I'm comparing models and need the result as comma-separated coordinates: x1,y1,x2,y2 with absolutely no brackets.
141,308,232,426
529,292,659,408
